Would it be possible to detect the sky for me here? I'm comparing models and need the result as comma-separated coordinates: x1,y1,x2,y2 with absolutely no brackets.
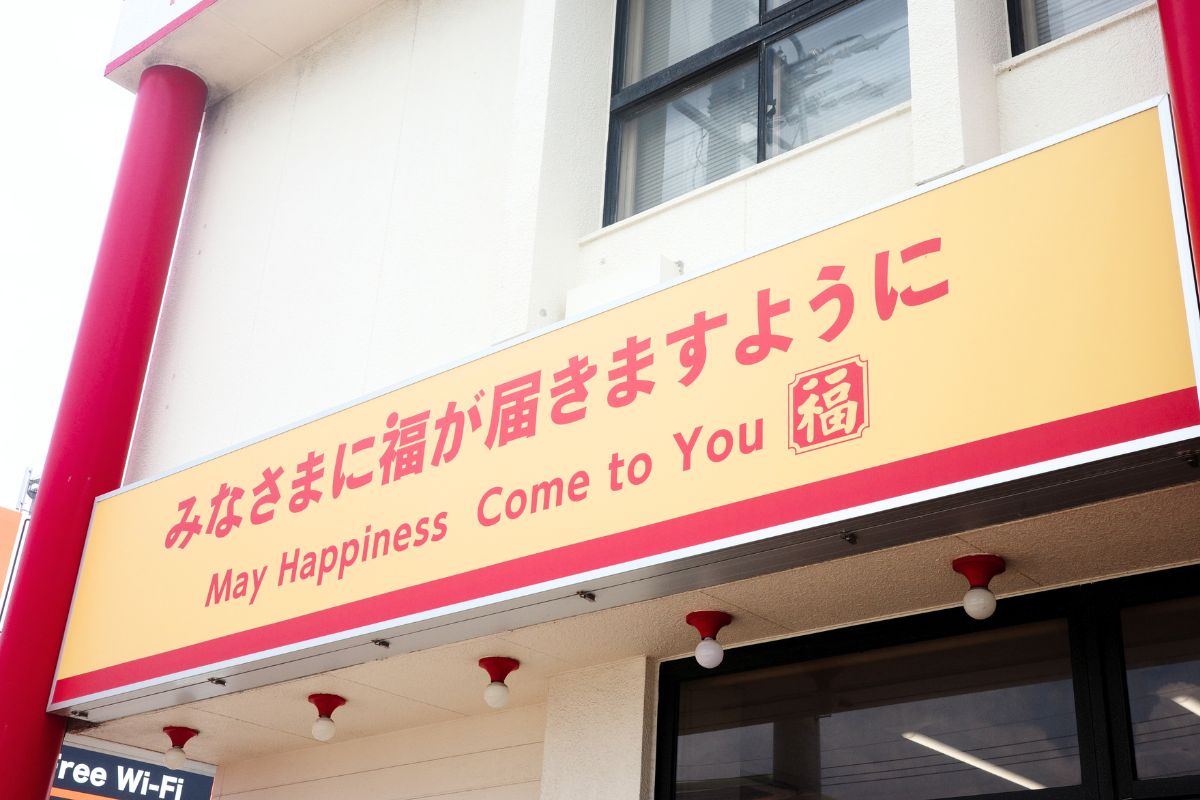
0,1,132,507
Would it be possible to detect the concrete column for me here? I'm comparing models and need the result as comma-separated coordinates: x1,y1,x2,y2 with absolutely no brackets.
499,0,615,331
908,0,1010,182
539,657,656,800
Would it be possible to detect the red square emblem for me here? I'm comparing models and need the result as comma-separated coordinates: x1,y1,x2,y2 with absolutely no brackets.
789,356,869,454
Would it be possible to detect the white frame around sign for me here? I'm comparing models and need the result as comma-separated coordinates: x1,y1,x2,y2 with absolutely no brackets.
49,96,1200,720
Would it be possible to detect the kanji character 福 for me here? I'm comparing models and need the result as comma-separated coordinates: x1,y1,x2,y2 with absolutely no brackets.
789,356,869,454
251,466,284,524
550,355,596,425
486,371,541,449
165,496,202,549
666,310,728,386
333,434,376,497
206,482,244,538
380,412,430,481
737,288,792,365
289,450,325,513
808,264,854,342
607,335,654,408
875,237,948,321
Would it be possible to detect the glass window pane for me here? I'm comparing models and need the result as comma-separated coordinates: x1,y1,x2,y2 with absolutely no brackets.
616,60,757,221
675,621,1081,800
1122,596,1200,781
1016,0,1143,50
622,0,758,86
766,0,910,158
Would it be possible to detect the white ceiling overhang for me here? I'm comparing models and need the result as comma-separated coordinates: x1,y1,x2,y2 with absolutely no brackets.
105,0,389,104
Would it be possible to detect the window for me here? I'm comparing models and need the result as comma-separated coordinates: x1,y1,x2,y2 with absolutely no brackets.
674,623,1079,798
1121,596,1200,783
657,566,1200,800
1008,0,1145,55
607,0,911,223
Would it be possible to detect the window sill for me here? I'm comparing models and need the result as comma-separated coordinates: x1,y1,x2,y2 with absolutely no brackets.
581,101,912,247
996,0,1157,75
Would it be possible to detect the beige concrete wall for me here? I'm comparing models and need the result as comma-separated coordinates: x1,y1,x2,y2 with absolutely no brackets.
540,658,656,800
210,703,544,799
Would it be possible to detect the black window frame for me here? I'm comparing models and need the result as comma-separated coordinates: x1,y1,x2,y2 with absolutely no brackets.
1007,0,1031,57
604,0,897,226
655,563,1200,800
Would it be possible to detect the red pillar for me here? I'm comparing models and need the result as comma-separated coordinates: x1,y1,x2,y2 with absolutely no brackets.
1160,0,1200,274
0,65,205,797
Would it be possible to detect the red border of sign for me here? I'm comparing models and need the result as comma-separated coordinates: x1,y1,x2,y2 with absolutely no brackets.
51,387,1200,704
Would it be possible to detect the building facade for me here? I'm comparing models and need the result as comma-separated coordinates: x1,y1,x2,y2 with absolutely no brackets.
4,1,1200,799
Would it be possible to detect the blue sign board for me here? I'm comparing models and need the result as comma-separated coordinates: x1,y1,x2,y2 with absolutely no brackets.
52,744,213,800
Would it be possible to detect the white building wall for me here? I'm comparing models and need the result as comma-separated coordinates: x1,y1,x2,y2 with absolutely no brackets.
569,105,915,315
211,703,544,799
568,1,1167,314
126,0,1170,484
129,0,547,480
908,0,1008,182
996,1,1166,152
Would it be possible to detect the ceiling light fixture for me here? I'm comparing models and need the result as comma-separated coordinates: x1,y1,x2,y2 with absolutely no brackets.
307,693,346,741
686,610,733,668
951,554,1006,620
479,656,520,709
162,726,198,770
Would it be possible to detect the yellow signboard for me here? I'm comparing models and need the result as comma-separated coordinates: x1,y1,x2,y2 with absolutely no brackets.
53,102,1200,707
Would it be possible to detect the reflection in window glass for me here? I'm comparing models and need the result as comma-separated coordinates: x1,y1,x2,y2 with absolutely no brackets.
675,622,1080,799
616,61,757,221
1122,597,1200,781
1015,0,1142,51
622,0,757,86
766,0,910,157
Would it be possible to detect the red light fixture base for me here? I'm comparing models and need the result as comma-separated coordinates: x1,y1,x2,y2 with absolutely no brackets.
479,656,520,683
686,610,733,640
308,693,347,719
163,726,198,749
952,554,1006,589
